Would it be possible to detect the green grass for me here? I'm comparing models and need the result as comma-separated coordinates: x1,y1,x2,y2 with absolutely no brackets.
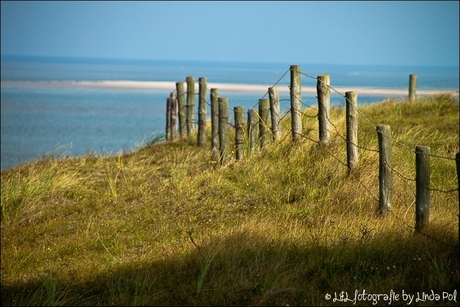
1,94,459,306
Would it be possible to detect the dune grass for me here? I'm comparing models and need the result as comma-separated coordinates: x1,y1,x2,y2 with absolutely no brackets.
1,94,459,306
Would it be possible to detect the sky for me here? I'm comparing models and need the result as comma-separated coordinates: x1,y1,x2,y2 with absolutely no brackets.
1,1,459,67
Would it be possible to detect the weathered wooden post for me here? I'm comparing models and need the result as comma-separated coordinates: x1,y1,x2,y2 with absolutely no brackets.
377,125,392,216
247,109,258,155
198,77,207,146
290,65,302,142
234,106,245,161
317,74,330,146
409,74,417,101
166,95,171,141
259,98,270,149
169,92,178,140
268,86,280,141
186,76,195,136
415,146,430,231
219,97,230,165
176,82,186,138
346,91,359,171
210,88,220,162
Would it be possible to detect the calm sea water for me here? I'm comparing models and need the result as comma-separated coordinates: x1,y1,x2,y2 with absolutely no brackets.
1,55,459,170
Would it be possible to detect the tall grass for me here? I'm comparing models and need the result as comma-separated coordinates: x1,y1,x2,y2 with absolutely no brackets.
1,94,459,306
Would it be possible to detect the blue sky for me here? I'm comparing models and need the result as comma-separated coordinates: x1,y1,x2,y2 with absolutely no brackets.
1,1,458,67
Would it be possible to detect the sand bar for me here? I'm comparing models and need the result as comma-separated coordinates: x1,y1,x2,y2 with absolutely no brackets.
1,80,458,97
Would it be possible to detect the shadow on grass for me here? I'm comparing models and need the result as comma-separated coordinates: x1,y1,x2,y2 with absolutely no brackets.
2,229,459,306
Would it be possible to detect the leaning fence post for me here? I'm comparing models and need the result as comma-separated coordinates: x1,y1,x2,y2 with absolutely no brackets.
219,97,230,165
346,91,359,171
415,146,430,231
377,125,392,216
169,92,178,140
409,74,417,101
166,96,171,141
234,106,245,161
198,77,207,146
317,74,331,146
210,88,220,162
186,76,195,136
247,109,258,155
259,98,270,149
176,82,186,138
290,65,302,142
268,86,280,141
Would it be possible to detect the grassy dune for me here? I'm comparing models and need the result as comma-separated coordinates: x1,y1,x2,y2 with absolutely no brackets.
1,94,459,306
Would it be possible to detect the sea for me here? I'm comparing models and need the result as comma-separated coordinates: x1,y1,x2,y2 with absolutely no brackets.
1,55,459,170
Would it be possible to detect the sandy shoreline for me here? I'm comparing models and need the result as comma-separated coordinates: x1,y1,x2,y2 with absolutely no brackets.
1,80,458,97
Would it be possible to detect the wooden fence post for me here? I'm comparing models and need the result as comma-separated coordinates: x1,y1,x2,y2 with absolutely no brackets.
290,65,302,142
259,98,270,149
317,74,330,146
234,106,245,161
176,82,186,138
377,125,392,216
166,96,171,141
247,109,258,155
268,86,280,141
169,92,178,140
219,97,230,165
409,74,417,101
198,77,207,146
346,91,359,171
415,146,430,231
210,88,220,162
186,76,195,136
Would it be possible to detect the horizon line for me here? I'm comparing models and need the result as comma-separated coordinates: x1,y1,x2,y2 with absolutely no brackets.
2,54,459,69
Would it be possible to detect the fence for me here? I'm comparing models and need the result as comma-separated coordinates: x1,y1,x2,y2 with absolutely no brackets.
164,65,460,247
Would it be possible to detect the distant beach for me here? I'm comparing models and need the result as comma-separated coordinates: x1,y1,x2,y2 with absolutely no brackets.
2,80,458,97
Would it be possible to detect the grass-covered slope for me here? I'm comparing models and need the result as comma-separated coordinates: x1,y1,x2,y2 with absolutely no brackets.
1,94,459,306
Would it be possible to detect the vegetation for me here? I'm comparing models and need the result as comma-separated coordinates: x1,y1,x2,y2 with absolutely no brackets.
1,94,459,306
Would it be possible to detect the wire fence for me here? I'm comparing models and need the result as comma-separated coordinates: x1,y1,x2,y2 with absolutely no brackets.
164,66,459,248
